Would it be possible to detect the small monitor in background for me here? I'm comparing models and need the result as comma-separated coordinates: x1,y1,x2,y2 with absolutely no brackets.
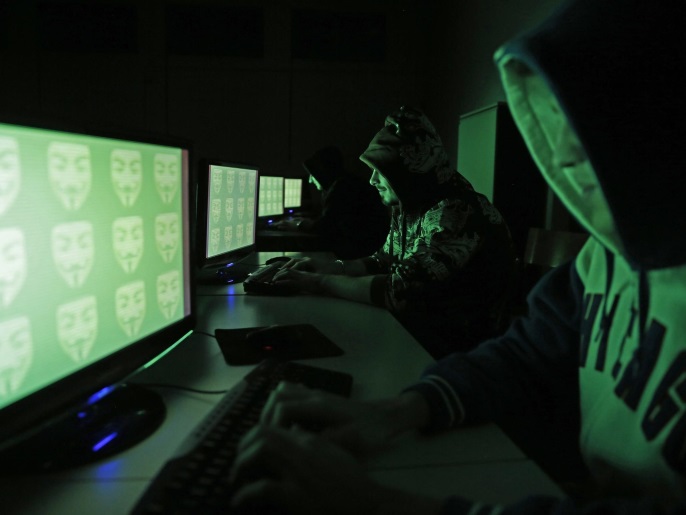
284,178,303,212
258,175,284,219
0,118,195,472
196,160,259,284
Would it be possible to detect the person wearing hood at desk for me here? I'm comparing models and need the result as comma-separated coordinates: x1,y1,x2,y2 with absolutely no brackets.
230,0,686,514
271,145,389,260
273,106,517,358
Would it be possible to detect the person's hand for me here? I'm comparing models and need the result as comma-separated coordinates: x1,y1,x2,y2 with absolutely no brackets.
270,219,300,231
258,382,425,458
229,425,443,515
271,267,325,293
278,257,341,274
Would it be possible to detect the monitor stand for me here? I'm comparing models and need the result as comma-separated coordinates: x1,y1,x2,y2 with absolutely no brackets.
0,384,165,473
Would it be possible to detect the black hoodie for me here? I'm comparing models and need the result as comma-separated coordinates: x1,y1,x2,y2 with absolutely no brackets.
359,107,517,357
405,0,686,513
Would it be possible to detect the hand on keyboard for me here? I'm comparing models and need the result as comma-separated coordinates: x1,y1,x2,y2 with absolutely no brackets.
230,424,429,515
257,382,408,458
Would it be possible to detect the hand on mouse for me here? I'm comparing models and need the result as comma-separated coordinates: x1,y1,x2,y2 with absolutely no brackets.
272,267,325,293
229,424,442,515
278,257,342,274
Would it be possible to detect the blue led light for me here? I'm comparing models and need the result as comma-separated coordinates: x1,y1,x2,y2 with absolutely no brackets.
87,386,115,405
92,432,118,452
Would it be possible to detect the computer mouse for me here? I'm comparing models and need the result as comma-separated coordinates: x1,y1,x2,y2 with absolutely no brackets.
265,256,291,265
244,325,303,352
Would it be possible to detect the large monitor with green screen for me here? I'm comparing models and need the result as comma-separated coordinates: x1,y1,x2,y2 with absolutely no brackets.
0,119,195,471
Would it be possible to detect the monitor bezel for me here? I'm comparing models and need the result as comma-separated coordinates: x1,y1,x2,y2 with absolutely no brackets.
195,158,259,270
0,116,197,448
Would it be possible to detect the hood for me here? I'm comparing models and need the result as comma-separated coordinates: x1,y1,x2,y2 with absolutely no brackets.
359,106,474,210
494,0,686,270
302,145,346,191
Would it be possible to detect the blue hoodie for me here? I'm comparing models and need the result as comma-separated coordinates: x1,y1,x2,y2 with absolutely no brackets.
406,0,686,512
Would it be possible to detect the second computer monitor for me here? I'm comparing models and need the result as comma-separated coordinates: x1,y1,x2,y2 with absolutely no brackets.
199,160,258,267
284,178,303,211
258,175,284,218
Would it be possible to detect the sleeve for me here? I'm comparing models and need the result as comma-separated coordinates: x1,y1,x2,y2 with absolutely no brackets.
407,262,686,515
369,197,499,313
404,260,583,431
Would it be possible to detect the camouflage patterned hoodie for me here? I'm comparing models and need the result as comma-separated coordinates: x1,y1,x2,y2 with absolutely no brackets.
358,107,516,357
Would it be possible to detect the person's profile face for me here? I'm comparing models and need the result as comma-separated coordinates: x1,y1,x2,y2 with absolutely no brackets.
517,71,621,251
369,169,399,206
308,174,322,191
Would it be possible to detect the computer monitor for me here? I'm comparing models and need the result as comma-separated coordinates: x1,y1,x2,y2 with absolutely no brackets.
0,119,195,471
196,159,258,283
284,177,303,212
258,175,284,218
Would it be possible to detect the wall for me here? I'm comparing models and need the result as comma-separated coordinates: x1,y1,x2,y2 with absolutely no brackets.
0,0,565,183
418,0,564,162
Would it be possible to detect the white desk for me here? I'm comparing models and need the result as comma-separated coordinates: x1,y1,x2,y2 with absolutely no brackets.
1,252,563,514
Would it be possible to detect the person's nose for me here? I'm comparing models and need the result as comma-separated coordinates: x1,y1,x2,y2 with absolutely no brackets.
369,169,379,186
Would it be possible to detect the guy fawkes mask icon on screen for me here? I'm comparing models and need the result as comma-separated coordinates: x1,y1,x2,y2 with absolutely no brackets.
48,142,92,211
212,168,223,195
210,228,220,255
153,153,179,204
238,170,247,194
225,197,234,223
224,225,232,248
155,212,179,263
56,296,97,362
236,224,244,246
113,216,144,273
115,281,146,337
211,199,221,224
0,136,20,216
157,270,180,320
248,172,256,195
226,169,235,194
111,149,143,207
52,221,94,288
246,198,255,219
0,228,27,307
237,198,245,221
0,316,32,397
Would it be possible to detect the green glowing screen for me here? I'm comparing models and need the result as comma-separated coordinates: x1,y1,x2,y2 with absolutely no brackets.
205,164,258,258
0,122,191,409
258,175,284,217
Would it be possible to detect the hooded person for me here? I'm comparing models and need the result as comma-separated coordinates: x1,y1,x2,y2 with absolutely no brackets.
273,108,518,358
230,0,686,514
297,145,389,260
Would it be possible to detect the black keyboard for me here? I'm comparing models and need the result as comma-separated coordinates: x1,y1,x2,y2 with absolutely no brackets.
131,360,353,514
243,262,296,295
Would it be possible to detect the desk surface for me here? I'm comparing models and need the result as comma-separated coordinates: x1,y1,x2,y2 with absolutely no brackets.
1,252,562,514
